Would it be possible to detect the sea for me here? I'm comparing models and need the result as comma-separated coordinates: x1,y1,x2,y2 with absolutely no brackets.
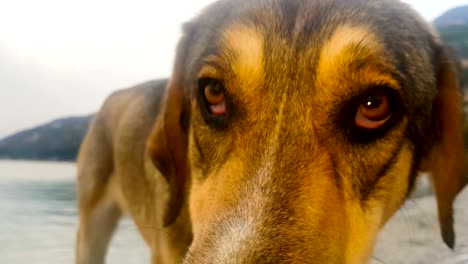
0,160,149,264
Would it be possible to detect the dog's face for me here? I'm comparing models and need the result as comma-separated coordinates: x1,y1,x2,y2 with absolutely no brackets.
148,0,466,263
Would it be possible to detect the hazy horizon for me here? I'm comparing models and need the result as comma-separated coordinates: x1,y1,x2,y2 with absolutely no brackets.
1,0,467,138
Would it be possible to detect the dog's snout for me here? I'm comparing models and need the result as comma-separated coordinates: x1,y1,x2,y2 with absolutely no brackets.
186,164,349,263
186,214,346,263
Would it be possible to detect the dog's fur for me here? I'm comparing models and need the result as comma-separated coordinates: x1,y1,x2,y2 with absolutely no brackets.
75,0,467,263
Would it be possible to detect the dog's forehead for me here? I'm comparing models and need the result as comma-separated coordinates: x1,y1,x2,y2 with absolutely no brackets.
191,0,431,50
183,0,440,121
186,0,436,81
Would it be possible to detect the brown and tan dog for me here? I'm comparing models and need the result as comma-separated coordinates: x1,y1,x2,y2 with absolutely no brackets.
75,0,467,263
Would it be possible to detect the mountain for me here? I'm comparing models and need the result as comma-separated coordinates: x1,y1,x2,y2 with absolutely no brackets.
439,24,468,58
434,6,468,27
434,5,468,89
0,115,94,161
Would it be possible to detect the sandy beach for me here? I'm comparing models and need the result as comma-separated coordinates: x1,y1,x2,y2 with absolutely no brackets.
373,177,468,264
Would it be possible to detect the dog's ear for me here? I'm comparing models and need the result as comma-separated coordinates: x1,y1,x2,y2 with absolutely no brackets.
421,44,466,249
147,24,193,227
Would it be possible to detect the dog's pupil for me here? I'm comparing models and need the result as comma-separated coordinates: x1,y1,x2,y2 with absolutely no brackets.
208,82,223,96
204,80,225,107
366,96,383,109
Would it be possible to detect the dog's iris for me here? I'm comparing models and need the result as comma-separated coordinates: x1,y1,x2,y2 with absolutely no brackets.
355,90,392,129
204,80,226,115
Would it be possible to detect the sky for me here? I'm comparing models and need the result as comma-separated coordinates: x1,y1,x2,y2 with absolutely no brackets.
0,0,467,138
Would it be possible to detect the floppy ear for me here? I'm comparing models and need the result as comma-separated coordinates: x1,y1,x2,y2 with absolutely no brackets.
422,45,467,249
146,25,193,227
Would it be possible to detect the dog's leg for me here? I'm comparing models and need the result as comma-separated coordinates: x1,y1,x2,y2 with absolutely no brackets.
76,117,122,264
76,196,122,264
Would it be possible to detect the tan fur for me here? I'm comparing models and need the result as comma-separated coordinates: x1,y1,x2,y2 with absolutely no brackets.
319,25,382,63
220,24,265,88
316,24,401,97
76,0,467,263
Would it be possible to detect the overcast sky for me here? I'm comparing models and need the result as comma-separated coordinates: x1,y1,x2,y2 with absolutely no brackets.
0,0,467,138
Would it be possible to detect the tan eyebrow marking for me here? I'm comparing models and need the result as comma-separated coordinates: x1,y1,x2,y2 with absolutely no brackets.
317,24,383,80
315,24,400,94
219,23,265,87
320,25,381,61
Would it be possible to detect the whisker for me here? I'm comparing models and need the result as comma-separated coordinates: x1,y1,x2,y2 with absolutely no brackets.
371,255,387,264
140,226,176,239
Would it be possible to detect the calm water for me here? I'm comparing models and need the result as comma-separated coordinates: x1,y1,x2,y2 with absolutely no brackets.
0,160,149,264
1,160,467,264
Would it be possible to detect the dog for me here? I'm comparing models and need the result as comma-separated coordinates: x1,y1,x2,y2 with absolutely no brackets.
75,0,467,263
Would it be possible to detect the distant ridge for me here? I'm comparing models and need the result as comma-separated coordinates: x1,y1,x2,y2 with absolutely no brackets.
0,115,94,161
434,6,468,27
433,5,468,89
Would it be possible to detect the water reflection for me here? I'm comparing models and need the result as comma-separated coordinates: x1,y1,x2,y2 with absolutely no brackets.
0,160,149,264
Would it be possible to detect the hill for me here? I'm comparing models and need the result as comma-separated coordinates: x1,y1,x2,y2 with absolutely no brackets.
434,6,468,27
0,115,93,161
434,5,468,88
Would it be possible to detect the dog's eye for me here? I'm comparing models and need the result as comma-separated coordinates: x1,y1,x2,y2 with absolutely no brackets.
338,87,402,143
202,78,226,116
355,89,393,130
198,78,229,129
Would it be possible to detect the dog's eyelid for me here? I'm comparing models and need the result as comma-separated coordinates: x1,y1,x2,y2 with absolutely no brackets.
198,55,229,76
198,64,222,80
365,84,400,95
